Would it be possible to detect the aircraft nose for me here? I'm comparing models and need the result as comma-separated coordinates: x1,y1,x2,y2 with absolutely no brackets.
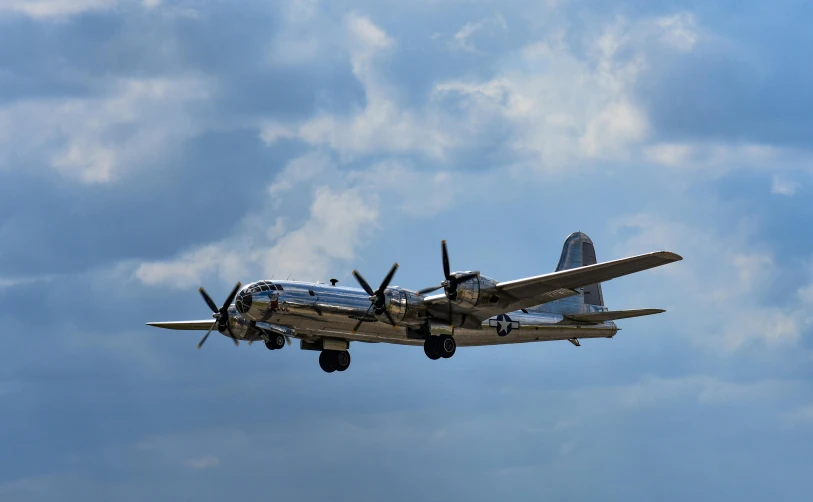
235,290,252,314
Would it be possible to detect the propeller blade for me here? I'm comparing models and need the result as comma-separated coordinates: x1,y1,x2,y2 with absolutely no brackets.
199,287,219,313
417,284,443,295
442,240,451,280
383,309,398,329
222,282,242,312
197,322,217,350
226,324,239,347
378,262,399,292
285,336,292,346
352,303,375,334
353,270,375,296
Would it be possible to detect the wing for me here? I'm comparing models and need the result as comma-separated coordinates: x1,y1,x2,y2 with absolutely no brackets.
563,308,665,323
423,251,682,322
146,320,214,330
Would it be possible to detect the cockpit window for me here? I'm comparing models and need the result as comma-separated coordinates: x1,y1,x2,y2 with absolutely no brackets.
247,281,279,293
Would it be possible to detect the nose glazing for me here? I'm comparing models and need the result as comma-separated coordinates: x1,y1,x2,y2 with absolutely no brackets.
235,291,252,314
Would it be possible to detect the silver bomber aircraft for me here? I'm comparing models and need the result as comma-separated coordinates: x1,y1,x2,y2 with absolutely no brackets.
147,232,682,373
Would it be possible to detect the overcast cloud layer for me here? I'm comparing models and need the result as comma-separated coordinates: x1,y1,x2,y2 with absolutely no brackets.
2,0,813,500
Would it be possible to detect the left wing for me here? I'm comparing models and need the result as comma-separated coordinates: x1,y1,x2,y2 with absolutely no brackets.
423,251,681,322
146,320,214,330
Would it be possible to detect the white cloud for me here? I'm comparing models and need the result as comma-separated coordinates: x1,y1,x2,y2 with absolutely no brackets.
185,455,220,469
135,153,380,288
261,14,455,159
434,19,650,171
655,13,700,52
0,0,115,18
0,0,166,18
771,176,801,196
611,213,804,351
452,21,486,52
0,77,210,183
643,142,813,173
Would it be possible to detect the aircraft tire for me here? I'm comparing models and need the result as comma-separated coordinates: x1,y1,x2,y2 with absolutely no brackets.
335,350,351,372
438,335,456,359
319,350,337,373
265,334,286,351
424,338,441,360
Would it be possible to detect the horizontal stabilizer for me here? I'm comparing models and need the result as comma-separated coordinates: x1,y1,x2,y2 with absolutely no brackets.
146,320,214,330
563,309,665,323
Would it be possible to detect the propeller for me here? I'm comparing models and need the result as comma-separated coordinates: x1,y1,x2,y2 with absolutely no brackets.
197,282,242,350
416,240,479,331
417,240,479,297
351,263,399,333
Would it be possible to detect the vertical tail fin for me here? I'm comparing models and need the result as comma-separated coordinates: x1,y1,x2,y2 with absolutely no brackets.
555,232,605,307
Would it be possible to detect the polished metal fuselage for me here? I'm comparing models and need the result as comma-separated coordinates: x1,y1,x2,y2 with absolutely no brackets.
232,281,617,347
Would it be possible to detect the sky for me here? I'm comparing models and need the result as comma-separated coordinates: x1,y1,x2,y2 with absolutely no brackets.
1,0,813,500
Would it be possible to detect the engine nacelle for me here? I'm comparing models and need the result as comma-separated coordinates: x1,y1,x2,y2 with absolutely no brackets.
450,274,500,309
381,287,428,327
222,310,255,340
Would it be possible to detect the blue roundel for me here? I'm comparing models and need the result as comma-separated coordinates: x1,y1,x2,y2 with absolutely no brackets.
493,314,516,337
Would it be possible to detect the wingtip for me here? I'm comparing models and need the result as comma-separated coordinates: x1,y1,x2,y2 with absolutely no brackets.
656,251,683,262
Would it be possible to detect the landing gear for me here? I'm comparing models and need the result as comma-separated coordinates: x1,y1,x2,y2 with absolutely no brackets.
424,335,456,360
319,350,351,373
265,334,286,350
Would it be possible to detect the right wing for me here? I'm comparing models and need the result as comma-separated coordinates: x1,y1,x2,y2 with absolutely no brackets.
424,251,682,322
495,251,681,300
563,309,666,323
146,320,214,330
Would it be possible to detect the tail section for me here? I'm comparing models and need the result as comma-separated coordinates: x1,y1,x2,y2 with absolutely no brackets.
555,231,604,307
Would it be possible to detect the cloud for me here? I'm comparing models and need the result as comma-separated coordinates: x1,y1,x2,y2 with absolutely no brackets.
135,153,380,288
610,213,805,351
771,176,801,196
0,0,116,18
0,77,211,183
185,455,220,469
452,21,487,52
0,0,164,18
261,14,455,159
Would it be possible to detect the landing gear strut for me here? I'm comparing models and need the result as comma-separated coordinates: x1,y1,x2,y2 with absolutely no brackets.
319,350,351,373
265,334,286,350
424,335,456,360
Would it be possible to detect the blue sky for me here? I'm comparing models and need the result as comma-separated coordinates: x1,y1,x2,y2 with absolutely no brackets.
1,0,813,500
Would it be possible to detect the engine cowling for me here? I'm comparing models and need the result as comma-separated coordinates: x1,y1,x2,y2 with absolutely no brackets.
380,287,428,327
448,274,500,309
222,310,255,340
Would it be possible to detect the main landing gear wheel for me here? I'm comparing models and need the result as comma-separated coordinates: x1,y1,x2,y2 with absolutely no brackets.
319,350,351,373
424,335,456,360
265,334,286,350
424,339,441,360
438,335,456,358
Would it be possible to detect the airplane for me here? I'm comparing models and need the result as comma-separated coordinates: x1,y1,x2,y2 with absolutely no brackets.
147,232,682,373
